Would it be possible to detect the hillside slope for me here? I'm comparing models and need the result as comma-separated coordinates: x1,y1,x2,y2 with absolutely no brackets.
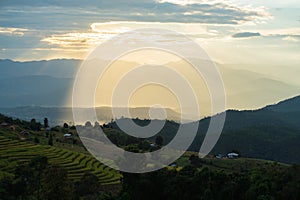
109,95,300,164
0,136,121,185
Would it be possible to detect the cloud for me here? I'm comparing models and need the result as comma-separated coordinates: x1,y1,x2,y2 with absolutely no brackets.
90,21,210,35
0,27,28,36
254,28,300,36
232,32,261,38
41,32,108,49
42,21,216,50
0,0,271,25
156,0,194,6
282,36,299,42
241,28,300,41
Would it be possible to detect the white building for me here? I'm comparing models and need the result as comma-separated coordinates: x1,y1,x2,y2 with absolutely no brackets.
227,152,239,158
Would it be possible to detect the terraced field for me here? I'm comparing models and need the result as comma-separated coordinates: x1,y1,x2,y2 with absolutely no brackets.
0,136,121,185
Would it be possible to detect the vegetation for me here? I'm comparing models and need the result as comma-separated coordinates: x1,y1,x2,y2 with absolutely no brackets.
108,111,300,164
0,136,121,184
0,155,118,199
1,106,300,199
121,162,300,200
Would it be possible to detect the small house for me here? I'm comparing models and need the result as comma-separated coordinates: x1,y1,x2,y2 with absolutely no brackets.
0,122,9,127
63,133,72,138
169,163,178,167
150,143,156,147
20,130,30,137
216,154,224,159
10,126,16,131
227,152,239,158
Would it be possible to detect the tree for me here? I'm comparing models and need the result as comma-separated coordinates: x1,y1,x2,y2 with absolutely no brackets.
42,165,72,200
72,138,77,145
0,174,14,199
85,121,92,128
29,156,48,199
75,172,100,197
189,154,202,167
203,188,213,200
138,140,151,151
124,144,140,153
30,118,41,131
31,118,36,124
13,164,33,198
48,134,53,146
34,136,40,144
9,156,49,199
63,123,69,129
155,135,164,146
94,121,100,128
44,118,49,128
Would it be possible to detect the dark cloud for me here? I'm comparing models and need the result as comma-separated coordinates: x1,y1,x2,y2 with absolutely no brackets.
0,0,270,29
232,32,261,38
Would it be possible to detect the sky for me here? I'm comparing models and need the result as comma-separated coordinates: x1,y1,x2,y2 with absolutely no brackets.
0,0,299,62
0,0,300,115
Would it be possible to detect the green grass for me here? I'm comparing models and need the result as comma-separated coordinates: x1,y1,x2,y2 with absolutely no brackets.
0,136,122,185
175,151,289,173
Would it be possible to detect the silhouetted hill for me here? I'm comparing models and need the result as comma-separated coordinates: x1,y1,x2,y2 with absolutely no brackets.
0,96,300,163
202,96,300,163
108,95,300,164
196,97,300,163
265,95,300,112
262,95,300,130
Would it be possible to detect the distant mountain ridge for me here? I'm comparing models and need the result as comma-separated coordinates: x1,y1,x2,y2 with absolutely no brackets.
0,75,72,107
265,95,300,112
0,95,300,163
196,95,300,163
0,59,299,109
106,95,300,164
0,106,182,126
0,59,80,78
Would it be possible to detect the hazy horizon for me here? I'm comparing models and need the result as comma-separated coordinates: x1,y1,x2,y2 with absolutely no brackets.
1,58,299,115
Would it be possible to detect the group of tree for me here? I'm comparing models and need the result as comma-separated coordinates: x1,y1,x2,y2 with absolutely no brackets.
29,118,42,131
0,156,108,200
79,124,165,153
119,163,300,200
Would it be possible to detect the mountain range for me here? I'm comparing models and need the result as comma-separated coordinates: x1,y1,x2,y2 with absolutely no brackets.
108,95,300,164
0,95,299,163
0,59,299,111
1,59,299,163
0,106,182,126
